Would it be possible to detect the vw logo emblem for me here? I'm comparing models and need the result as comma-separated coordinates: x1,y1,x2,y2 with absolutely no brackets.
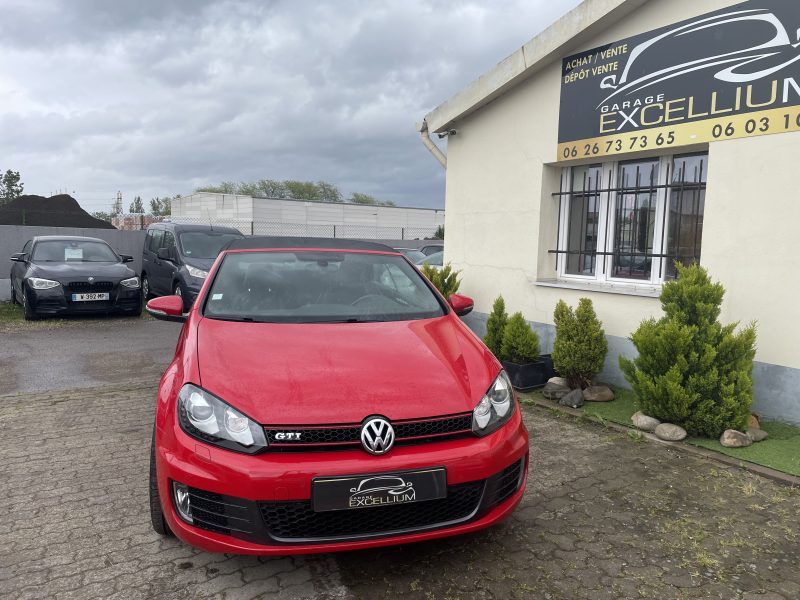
360,417,395,455
88,277,95,283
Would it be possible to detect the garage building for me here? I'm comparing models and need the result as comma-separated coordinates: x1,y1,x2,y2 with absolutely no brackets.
419,0,800,423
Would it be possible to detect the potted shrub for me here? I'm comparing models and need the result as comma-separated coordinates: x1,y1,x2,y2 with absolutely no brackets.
552,298,608,389
500,312,548,391
483,296,508,358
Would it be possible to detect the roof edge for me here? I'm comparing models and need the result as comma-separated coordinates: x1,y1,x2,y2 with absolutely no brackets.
423,0,648,133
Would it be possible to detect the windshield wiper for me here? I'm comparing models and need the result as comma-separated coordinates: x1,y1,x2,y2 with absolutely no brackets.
206,315,258,322
306,318,387,324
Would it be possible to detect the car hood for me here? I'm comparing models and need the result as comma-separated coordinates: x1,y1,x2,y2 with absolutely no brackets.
30,261,135,281
196,316,498,425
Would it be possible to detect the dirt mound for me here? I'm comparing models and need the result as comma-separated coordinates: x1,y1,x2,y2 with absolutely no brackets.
0,194,116,229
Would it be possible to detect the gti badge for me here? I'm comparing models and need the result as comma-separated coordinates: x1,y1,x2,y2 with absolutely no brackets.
360,417,395,455
274,432,302,441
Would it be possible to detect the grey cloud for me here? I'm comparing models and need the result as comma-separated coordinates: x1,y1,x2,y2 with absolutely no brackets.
0,0,580,211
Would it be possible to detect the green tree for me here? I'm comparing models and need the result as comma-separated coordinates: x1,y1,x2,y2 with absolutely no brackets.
620,264,757,437
317,181,343,203
149,197,172,216
256,179,288,198
420,263,461,297
0,169,24,205
484,296,508,359
552,298,608,389
432,225,445,240
196,181,238,194
501,313,541,364
284,180,322,200
349,192,377,205
91,211,114,223
236,181,261,196
378,200,396,207
129,195,145,213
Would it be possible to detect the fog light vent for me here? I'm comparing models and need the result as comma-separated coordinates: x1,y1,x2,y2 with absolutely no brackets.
173,482,193,523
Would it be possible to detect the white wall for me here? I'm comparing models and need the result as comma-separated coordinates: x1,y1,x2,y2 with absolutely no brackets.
442,0,800,373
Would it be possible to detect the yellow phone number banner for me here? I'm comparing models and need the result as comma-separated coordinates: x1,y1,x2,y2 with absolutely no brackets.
557,105,800,163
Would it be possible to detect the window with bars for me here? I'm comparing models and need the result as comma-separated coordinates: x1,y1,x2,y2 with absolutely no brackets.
553,153,707,286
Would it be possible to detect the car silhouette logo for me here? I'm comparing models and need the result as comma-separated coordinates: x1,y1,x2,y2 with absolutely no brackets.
349,476,414,497
597,7,800,108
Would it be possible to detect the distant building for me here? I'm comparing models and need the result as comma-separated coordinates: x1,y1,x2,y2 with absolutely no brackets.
170,193,444,240
112,214,164,231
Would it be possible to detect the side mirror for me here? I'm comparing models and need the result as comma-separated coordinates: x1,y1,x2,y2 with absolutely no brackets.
120,254,134,263
10,253,26,263
156,248,171,261
146,296,186,323
449,294,474,317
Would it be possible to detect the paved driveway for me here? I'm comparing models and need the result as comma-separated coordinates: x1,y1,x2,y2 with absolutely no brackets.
2,375,798,599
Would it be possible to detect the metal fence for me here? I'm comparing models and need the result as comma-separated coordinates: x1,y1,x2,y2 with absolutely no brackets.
137,217,441,241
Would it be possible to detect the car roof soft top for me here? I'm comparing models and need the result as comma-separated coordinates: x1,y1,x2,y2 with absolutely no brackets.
224,237,397,253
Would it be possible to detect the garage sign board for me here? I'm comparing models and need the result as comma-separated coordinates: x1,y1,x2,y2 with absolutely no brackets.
557,0,800,162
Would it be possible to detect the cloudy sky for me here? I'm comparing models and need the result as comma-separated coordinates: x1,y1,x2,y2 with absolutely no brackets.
0,0,580,213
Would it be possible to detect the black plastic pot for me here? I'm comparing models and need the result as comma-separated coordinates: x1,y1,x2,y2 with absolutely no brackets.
502,354,557,392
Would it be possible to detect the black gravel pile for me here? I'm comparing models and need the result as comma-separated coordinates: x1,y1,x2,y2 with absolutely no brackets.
0,194,116,229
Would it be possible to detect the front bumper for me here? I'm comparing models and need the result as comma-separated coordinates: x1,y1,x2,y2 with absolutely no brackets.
156,410,529,555
26,284,141,315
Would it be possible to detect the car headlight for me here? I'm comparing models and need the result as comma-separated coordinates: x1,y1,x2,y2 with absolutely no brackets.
472,371,515,436
120,276,140,289
28,277,60,290
186,265,208,279
177,384,267,454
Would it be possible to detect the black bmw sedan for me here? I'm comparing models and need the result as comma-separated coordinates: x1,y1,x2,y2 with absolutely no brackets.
9,236,142,320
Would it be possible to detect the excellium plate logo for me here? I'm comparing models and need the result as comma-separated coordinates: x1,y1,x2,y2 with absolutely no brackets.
348,476,416,508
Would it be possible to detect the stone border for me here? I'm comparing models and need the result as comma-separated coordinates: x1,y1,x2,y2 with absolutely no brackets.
525,395,800,488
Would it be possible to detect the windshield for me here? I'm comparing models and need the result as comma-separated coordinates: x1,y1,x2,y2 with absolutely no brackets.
179,232,242,260
32,240,119,263
204,251,446,323
418,252,443,267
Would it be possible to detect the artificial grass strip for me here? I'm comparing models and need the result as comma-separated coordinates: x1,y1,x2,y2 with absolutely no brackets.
686,422,800,477
524,386,800,477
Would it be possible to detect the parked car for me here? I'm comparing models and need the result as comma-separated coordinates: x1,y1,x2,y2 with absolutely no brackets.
9,236,142,320
418,242,444,256
394,248,427,263
416,250,444,270
146,237,528,555
141,223,243,310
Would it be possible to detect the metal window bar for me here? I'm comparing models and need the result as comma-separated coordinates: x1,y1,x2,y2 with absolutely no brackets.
551,157,706,281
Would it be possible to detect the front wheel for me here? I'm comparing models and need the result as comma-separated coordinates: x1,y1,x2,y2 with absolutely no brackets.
10,278,18,305
22,286,39,321
149,430,173,537
141,274,151,300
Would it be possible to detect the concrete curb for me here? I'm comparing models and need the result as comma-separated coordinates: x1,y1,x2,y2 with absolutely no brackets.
524,395,800,488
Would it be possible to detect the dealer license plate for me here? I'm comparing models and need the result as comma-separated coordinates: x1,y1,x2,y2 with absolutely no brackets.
312,467,447,512
71,293,110,301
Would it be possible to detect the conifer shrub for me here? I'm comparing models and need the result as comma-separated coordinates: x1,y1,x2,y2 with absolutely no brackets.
484,296,508,359
501,312,541,364
420,263,461,298
619,263,757,437
552,298,608,389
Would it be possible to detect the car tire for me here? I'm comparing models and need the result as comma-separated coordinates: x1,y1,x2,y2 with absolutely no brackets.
22,286,39,321
141,274,151,300
149,429,173,537
10,278,17,305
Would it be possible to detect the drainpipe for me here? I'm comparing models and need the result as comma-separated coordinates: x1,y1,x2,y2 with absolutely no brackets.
416,120,447,169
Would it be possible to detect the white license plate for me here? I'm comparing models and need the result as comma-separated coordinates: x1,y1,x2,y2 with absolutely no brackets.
71,293,110,301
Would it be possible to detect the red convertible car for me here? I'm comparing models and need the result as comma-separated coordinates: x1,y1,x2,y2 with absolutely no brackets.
147,237,528,555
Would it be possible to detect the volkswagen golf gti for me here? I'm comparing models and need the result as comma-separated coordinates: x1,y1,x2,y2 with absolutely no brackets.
147,237,529,555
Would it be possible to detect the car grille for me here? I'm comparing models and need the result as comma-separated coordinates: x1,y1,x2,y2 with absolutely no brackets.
67,281,114,292
259,481,484,542
179,458,525,546
264,413,474,451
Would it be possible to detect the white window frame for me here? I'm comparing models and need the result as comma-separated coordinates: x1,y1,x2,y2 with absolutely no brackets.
557,155,680,287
